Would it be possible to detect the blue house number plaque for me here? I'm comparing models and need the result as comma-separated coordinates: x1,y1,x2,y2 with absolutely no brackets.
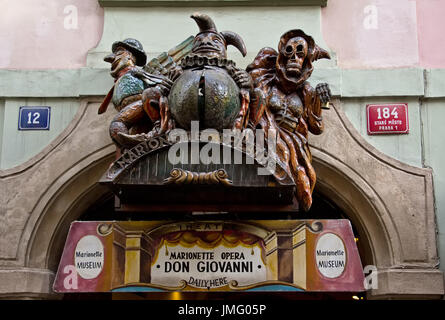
18,106,51,130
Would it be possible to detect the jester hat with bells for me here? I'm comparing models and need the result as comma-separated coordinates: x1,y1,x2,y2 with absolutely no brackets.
190,13,247,59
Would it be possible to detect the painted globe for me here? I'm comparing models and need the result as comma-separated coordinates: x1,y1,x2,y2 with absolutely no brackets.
168,68,241,130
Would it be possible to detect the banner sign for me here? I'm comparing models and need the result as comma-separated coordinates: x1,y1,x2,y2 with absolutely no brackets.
151,236,266,289
366,103,409,135
53,220,365,293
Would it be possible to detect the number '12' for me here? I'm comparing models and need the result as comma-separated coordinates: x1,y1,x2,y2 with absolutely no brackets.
27,112,40,124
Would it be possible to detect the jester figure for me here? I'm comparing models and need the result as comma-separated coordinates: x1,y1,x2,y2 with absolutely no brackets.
246,29,332,211
118,12,256,146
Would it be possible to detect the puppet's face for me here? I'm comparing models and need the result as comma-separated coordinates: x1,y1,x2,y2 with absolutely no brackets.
192,32,227,59
104,47,135,77
280,37,308,78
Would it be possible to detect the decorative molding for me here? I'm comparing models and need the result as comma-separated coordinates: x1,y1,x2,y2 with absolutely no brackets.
424,69,445,98
368,269,444,299
2,68,444,98
0,268,56,297
98,0,328,8
341,68,425,97
0,69,112,98
163,168,233,186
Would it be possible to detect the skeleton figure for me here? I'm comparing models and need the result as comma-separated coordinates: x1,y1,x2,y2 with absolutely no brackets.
246,29,331,211
117,13,254,145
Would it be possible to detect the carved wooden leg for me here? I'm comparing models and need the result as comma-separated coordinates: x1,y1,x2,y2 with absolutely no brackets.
233,89,250,130
249,88,266,127
142,87,162,122
110,100,145,148
159,95,171,134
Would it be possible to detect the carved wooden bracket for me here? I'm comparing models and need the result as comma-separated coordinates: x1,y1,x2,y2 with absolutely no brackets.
163,168,233,186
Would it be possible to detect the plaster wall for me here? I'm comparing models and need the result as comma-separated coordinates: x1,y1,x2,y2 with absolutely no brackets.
322,0,419,69
87,5,331,69
0,100,4,161
2,0,445,70
416,0,445,68
321,0,445,68
0,98,79,169
342,97,422,167
0,0,103,69
422,98,445,271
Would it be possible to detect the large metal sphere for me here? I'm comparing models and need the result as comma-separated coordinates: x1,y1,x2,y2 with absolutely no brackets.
168,68,241,130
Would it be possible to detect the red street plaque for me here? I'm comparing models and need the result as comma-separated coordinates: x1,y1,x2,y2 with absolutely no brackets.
366,103,409,135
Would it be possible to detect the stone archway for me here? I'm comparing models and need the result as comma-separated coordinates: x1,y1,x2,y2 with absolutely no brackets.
26,154,114,272
312,152,393,270
1,99,442,299
0,98,115,299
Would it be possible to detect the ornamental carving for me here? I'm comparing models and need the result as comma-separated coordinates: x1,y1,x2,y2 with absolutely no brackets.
98,13,331,211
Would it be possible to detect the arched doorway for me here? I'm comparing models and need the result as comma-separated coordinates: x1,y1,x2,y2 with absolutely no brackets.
19,103,442,300
24,150,378,300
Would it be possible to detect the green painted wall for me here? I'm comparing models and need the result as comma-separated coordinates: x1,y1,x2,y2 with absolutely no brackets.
0,98,79,170
0,100,4,165
86,6,334,69
0,68,430,170
422,99,445,268
342,97,423,168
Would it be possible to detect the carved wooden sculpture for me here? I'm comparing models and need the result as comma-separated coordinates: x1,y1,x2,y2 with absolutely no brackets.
99,38,193,149
97,38,151,149
98,15,331,212
246,29,331,211
117,13,255,146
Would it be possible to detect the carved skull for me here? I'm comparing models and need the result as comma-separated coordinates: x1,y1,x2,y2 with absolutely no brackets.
281,37,308,77
275,29,330,93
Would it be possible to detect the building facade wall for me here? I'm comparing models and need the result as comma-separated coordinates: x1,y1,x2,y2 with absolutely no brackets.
0,0,444,299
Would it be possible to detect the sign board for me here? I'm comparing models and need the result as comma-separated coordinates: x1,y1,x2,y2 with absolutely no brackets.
315,233,346,279
151,239,266,289
366,103,408,135
18,106,51,130
53,220,365,293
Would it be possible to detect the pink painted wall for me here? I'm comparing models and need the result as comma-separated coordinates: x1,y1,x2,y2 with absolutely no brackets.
0,0,443,69
416,0,445,68
322,0,419,68
0,0,103,69
321,0,445,69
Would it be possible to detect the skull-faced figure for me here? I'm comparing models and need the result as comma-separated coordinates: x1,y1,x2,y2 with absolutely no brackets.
279,36,308,79
246,29,331,211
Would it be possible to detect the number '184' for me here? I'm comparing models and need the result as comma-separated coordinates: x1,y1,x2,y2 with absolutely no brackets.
376,107,398,120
